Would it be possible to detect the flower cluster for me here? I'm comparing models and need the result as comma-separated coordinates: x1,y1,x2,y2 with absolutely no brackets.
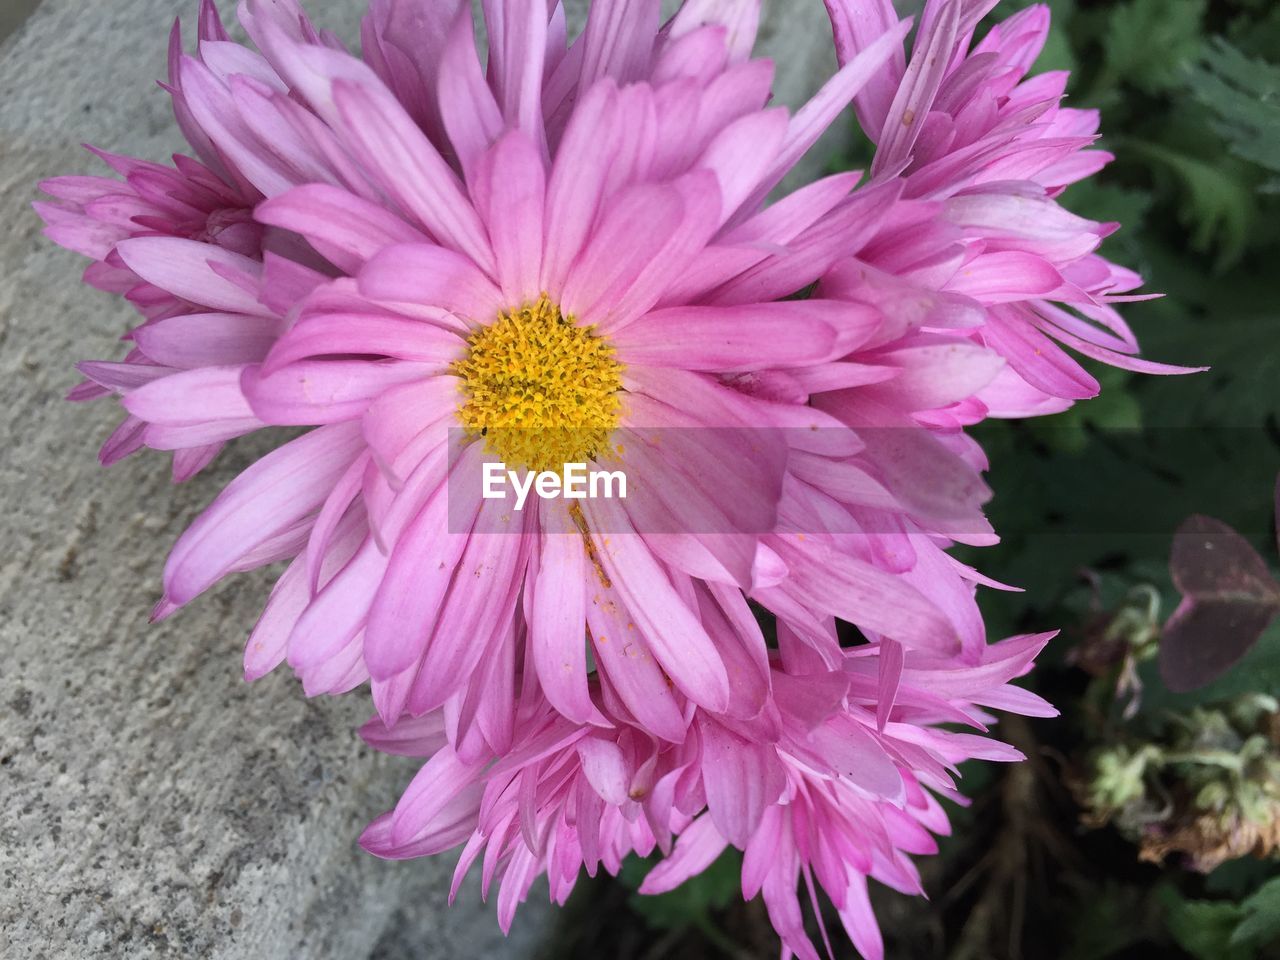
38,0,1194,955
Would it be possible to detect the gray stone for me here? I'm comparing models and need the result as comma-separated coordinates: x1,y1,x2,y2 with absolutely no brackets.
0,1,843,958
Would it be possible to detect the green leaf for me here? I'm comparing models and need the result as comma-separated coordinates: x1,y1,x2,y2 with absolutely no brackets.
1191,40,1280,189
1233,875,1280,947
1103,0,1206,94
1126,141,1255,269
1160,887,1252,960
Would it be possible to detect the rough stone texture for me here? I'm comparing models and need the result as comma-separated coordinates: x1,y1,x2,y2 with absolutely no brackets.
0,2,842,958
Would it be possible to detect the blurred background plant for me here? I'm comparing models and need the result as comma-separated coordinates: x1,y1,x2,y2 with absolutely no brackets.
536,1,1280,955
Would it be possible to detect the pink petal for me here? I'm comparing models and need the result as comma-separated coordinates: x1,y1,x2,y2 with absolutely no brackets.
697,108,788,226
262,312,463,374
616,302,838,371
437,7,504,181
582,497,731,713
330,72,494,270
256,184,425,273
529,508,607,725
115,237,272,317
123,365,256,424
700,719,785,847
363,446,485,680
577,737,630,806
579,0,661,86
358,242,504,322
487,0,548,146
822,0,905,139
242,359,434,425
473,131,547,303
873,1,959,176
586,582,689,744
132,313,282,368
164,421,365,604
947,251,1064,303
638,815,730,894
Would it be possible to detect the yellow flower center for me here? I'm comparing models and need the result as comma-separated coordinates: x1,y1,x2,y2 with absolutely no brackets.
453,296,623,472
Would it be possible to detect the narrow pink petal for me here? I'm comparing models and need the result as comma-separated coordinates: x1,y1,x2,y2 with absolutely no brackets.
615,303,838,371
123,365,255,424
171,443,223,482
558,182,682,324
286,538,387,671
808,715,904,799
596,172,722,332
541,81,620,294
873,1,959,176
697,108,788,227
529,508,606,725
116,237,272,317
242,360,434,425
363,446,485,680
700,719,785,847
411,502,527,709
358,711,449,758
863,338,1006,410
877,638,904,731
823,0,905,139
360,377,458,487
77,360,170,394
750,19,912,208
1033,314,1207,376
142,419,261,451
176,56,295,197
638,815,729,894
579,0,660,87
358,242,504,322
585,582,689,744
773,535,956,653
256,184,425,273
437,7,505,181
711,178,904,305
243,554,307,682
485,0,548,146
669,0,760,62
577,737,630,806
164,422,364,604
132,313,282,368
329,72,494,270
582,497,730,712
948,251,1063,303
262,313,463,374
838,873,885,960
474,131,547,303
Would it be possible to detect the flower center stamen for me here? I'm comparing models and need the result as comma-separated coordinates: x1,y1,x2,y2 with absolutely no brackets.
454,296,623,473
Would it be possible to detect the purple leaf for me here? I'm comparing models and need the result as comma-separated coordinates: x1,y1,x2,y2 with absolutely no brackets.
1160,515,1280,693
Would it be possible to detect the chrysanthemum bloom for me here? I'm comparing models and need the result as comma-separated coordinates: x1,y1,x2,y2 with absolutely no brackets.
34,3,351,478
128,1,968,732
360,632,1056,957
824,0,1200,410
38,0,1189,956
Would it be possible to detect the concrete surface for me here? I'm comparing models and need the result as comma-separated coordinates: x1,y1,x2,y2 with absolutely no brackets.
0,1,842,958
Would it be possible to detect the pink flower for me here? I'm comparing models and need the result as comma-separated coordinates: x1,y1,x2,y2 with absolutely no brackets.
134,2,933,735
37,1,1192,957
35,0,346,478
360,633,1056,953
824,0,1202,410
